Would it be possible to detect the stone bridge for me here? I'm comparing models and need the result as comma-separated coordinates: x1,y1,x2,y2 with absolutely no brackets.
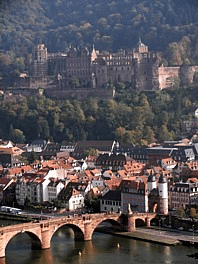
0,212,156,258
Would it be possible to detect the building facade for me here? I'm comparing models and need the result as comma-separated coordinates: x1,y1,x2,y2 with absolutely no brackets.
16,40,198,95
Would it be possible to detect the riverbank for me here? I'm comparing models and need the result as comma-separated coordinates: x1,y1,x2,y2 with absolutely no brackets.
97,227,198,247
0,212,32,222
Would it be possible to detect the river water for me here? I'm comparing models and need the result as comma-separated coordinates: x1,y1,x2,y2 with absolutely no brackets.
1,221,198,264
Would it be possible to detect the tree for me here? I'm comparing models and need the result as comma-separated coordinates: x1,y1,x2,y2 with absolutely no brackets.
84,192,100,213
83,148,99,157
28,150,38,164
9,128,26,143
177,205,185,219
189,207,197,220
69,77,80,88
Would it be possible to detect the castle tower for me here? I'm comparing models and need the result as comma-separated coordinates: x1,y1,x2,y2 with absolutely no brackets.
158,172,168,215
91,44,97,62
31,44,48,77
136,38,148,54
148,171,156,194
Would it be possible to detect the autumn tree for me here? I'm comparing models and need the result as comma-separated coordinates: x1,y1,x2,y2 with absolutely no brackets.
177,205,185,219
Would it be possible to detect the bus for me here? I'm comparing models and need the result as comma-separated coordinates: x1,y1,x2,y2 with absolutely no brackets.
0,206,22,214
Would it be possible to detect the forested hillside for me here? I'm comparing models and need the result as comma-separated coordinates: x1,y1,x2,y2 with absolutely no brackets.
1,86,198,145
0,0,198,60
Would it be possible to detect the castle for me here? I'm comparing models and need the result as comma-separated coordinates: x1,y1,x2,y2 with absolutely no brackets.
15,40,198,99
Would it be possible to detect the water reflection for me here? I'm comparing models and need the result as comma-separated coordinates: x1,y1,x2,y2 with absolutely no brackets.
4,227,198,264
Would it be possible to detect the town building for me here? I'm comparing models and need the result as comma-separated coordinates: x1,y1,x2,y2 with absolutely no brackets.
119,179,148,213
99,190,121,213
169,181,198,210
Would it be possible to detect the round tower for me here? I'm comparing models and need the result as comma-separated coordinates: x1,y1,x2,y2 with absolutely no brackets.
148,171,156,193
158,172,168,215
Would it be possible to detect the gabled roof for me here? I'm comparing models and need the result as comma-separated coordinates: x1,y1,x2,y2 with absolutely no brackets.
58,186,81,201
100,190,121,201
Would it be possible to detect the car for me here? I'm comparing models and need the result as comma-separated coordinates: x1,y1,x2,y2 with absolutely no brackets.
188,228,193,232
194,229,198,233
178,227,183,231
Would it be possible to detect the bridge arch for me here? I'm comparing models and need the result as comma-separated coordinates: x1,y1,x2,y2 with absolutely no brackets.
4,230,42,257
88,217,123,240
50,223,85,243
150,217,159,226
135,218,146,227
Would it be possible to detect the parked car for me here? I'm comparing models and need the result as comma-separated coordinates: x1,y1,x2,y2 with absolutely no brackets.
188,228,193,232
178,227,183,231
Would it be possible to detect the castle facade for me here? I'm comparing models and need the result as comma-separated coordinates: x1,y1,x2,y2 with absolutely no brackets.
16,40,198,99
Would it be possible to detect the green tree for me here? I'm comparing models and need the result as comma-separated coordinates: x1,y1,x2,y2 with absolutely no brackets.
177,205,185,219
10,128,26,143
84,192,100,213
69,77,80,88
83,148,99,157
28,150,38,164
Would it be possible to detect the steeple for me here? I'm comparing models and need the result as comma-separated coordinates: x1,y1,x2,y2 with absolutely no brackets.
136,38,148,53
91,44,97,62
159,171,167,183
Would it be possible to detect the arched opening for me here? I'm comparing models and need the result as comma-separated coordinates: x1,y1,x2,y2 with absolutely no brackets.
94,219,123,234
135,218,146,227
51,224,84,243
50,224,86,262
150,217,159,226
5,231,42,262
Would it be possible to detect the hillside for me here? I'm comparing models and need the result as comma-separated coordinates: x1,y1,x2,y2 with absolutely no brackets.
0,0,198,58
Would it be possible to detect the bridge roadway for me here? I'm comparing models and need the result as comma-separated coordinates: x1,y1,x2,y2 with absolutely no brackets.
0,212,156,258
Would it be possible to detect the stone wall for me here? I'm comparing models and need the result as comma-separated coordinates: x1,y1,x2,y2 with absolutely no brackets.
158,66,180,89
45,87,114,100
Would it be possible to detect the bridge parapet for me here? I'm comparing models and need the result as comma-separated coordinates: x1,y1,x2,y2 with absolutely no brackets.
0,212,157,258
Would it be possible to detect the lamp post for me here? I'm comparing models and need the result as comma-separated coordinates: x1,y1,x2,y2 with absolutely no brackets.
193,225,195,240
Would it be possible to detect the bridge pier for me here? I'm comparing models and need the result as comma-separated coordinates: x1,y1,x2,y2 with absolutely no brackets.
127,215,136,232
40,224,51,249
0,234,5,258
84,222,92,241
146,217,151,227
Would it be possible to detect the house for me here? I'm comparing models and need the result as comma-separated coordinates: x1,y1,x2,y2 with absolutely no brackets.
60,142,76,153
0,140,14,148
47,179,64,203
27,139,47,152
58,183,84,211
71,159,88,172
100,190,122,213
84,169,104,188
96,153,127,171
0,146,25,167
161,158,177,171
102,170,117,180
123,160,145,175
119,179,149,213
15,167,67,206
85,156,97,169
72,140,116,159
169,181,198,210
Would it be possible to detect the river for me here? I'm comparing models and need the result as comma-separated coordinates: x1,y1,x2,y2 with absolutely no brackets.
0,224,197,264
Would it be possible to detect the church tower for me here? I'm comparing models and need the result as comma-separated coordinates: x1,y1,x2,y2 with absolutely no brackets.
158,172,168,215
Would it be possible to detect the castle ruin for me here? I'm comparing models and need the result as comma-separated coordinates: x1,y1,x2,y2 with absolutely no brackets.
15,40,198,99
